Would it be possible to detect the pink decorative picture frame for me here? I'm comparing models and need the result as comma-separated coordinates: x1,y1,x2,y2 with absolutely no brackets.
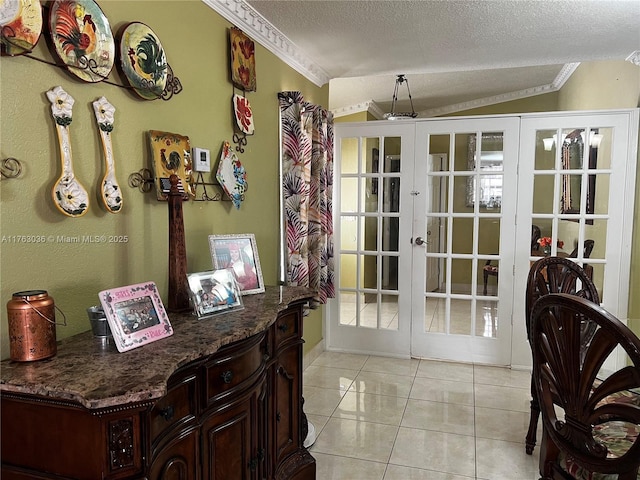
98,281,173,352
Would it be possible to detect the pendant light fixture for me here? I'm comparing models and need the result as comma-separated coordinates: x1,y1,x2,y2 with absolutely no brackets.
383,74,418,120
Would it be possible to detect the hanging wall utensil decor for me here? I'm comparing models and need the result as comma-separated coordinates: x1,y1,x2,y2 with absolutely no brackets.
46,86,90,217
92,96,122,213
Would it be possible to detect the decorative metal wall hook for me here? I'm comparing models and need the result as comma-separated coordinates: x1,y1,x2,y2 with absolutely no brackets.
128,168,154,193
191,172,222,201
233,132,248,153
1,158,23,179
161,64,183,101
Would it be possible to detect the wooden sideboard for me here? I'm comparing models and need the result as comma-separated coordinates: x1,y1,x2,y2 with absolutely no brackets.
1,286,316,480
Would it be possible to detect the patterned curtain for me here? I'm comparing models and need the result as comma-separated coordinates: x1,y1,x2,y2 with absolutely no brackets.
278,91,334,304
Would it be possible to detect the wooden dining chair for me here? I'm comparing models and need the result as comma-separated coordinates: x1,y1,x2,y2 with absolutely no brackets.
531,294,640,479
524,256,600,455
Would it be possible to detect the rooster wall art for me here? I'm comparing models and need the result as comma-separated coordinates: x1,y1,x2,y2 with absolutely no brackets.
49,0,115,83
118,22,168,100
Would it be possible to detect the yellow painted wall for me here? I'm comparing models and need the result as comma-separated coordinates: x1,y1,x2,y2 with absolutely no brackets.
0,1,328,359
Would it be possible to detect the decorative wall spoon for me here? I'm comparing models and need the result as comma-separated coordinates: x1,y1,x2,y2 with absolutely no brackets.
46,86,89,217
92,97,122,213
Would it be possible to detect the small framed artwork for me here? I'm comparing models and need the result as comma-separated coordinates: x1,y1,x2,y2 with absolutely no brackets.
187,269,244,318
98,282,173,352
208,234,265,295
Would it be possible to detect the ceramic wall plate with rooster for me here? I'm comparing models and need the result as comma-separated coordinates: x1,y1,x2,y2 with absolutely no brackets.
148,130,194,201
48,0,114,82
0,0,43,56
118,22,167,100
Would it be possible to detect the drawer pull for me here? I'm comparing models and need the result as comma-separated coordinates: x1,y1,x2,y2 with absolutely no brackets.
160,405,175,421
277,323,287,332
221,370,234,384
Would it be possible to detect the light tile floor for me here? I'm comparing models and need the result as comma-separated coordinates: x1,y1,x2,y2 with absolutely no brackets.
304,351,542,480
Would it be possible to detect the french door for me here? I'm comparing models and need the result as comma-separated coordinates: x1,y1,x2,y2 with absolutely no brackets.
327,122,416,356
410,117,520,364
511,111,639,368
327,110,638,366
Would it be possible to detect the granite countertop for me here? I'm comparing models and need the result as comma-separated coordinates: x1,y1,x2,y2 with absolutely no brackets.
0,286,314,410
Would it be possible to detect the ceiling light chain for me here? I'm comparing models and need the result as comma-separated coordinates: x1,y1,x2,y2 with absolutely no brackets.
384,74,418,120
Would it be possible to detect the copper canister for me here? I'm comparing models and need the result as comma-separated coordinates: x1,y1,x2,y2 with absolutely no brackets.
7,290,57,361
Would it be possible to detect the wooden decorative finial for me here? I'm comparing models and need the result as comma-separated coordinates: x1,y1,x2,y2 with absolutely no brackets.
167,174,190,312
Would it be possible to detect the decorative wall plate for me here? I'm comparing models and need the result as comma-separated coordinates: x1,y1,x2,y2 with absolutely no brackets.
48,0,115,82
0,0,43,56
233,93,254,135
118,22,167,100
149,130,193,201
229,27,256,92
216,141,247,209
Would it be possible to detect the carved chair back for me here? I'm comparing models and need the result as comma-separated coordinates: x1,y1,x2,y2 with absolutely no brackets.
524,256,600,455
531,294,640,479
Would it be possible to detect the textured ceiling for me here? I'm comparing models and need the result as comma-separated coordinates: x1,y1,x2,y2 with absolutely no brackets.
240,0,640,116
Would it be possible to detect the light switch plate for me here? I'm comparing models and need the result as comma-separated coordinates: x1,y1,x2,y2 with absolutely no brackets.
192,147,211,172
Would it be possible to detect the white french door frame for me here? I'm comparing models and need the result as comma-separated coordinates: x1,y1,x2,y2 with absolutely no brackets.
327,121,416,357
511,109,639,369
327,109,639,367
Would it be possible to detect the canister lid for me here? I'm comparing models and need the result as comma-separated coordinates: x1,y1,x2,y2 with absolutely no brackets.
12,290,48,299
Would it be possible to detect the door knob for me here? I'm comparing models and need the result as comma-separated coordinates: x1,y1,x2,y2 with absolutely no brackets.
414,237,425,245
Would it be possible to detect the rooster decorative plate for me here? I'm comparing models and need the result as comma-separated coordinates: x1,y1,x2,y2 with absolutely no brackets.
118,22,167,100
48,0,115,83
0,0,43,56
148,130,194,201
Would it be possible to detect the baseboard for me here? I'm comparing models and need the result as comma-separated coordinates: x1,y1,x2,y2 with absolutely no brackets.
303,339,325,370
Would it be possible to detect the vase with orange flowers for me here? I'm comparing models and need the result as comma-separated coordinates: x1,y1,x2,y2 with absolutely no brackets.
538,237,564,256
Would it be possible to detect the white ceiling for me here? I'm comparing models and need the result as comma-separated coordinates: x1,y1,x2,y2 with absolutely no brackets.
207,0,640,118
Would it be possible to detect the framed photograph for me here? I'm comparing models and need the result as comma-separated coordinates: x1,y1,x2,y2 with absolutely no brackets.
187,269,244,318
208,234,264,295
98,282,173,353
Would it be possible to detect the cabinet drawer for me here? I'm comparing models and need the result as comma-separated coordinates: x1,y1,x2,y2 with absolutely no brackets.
149,373,197,443
203,333,266,406
273,309,301,349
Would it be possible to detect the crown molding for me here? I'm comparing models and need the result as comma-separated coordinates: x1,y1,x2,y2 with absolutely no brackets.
332,101,385,119
203,0,330,87
626,51,640,66
420,63,580,117
552,62,580,88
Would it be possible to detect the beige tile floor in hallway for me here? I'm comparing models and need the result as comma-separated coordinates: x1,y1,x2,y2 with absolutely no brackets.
304,351,542,479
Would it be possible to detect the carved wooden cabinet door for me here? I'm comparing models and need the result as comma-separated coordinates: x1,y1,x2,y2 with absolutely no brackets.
147,429,199,480
273,345,301,465
200,384,266,480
